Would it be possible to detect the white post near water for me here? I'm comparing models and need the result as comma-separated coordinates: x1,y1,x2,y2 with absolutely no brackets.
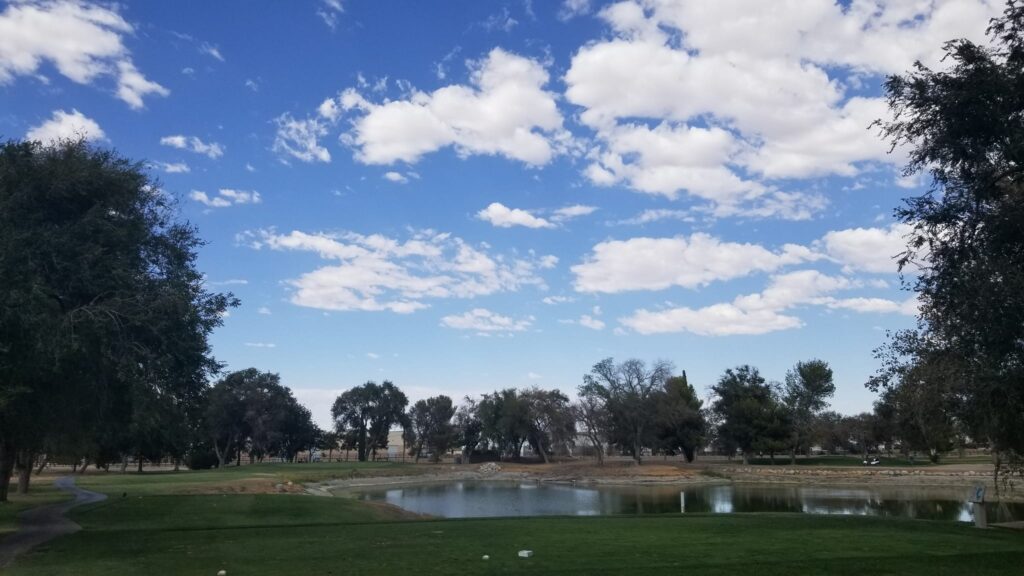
969,485,987,529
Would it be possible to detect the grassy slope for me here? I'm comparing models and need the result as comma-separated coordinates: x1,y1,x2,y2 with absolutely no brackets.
5,463,1024,576
0,478,68,537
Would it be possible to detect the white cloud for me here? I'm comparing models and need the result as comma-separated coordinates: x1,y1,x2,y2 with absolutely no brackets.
199,42,224,62
366,352,380,359
245,79,259,92
572,233,819,293
616,208,693,225
827,296,918,316
542,295,574,305
477,202,554,229
191,189,261,208
383,171,408,184
333,48,568,166
160,135,224,159
272,113,330,163
820,223,912,274
565,0,999,215
257,306,272,315
0,1,167,108
25,109,104,142
578,314,605,330
441,308,532,333
242,228,555,314
244,342,277,348
527,371,543,380
317,0,343,30
559,0,592,20
621,270,851,336
155,161,190,174
551,204,598,222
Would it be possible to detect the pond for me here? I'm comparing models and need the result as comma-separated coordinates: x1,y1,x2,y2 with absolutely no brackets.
347,481,1024,523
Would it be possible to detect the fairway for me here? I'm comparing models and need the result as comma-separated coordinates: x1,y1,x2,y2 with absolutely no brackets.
4,464,1024,576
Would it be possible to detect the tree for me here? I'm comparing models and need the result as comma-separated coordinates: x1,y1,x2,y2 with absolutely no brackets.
405,395,458,463
476,389,531,460
654,373,706,463
574,384,612,464
583,358,673,465
876,1,1024,485
710,366,788,464
454,398,483,464
331,381,408,462
0,139,233,500
521,388,575,463
782,360,836,464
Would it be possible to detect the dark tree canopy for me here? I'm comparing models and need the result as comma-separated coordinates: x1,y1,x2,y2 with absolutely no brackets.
583,358,673,464
331,381,408,462
0,139,233,500
654,373,706,463
875,1,1024,483
711,366,789,464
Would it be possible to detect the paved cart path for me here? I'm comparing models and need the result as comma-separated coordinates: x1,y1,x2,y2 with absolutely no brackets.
0,476,107,568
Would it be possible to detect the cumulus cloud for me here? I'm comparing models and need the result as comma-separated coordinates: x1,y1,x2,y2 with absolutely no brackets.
241,228,556,314
565,0,998,216
551,204,598,222
154,161,190,174
272,113,331,163
572,233,820,293
621,270,851,336
440,308,533,333
383,171,408,184
331,48,568,166
25,109,104,142
160,135,224,159
477,202,554,229
191,188,261,208
0,0,168,108
578,314,605,330
317,0,343,30
820,223,913,274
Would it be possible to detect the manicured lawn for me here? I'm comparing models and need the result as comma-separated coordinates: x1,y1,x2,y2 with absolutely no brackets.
0,478,67,537
5,463,1023,575
70,461,421,496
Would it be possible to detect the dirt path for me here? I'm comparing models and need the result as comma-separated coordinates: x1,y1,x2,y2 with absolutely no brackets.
0,476,107,568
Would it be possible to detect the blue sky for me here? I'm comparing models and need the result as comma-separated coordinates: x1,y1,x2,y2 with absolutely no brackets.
0,0,1001,426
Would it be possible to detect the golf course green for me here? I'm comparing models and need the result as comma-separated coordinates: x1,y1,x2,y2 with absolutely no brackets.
2,463,1022,575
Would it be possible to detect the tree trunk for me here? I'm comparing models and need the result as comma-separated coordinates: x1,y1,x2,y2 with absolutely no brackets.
173,458,181,471
17,462,32,494
120,455,129,473
0,440,17,503
742,451,750,465
137,456,143,473
77,460,89,475
236,450,241,467
35,455,48,475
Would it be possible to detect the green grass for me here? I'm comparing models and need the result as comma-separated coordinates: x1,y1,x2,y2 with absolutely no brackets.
70,461,420,496
5,463,1024,575
0,479,68,536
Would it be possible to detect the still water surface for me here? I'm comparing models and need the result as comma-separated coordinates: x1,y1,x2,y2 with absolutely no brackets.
349,481,1024,523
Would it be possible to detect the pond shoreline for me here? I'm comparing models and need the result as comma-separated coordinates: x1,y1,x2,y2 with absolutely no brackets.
308,460,1024,502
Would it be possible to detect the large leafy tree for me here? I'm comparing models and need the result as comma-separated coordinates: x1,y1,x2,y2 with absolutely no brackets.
331,381,408,461
875,1,1024,484
782,360,835,464
710,366,789,464
583,358,673,465
476,388,532,460
521,387,575,463
405,395,457,463
654,373,706,463
0,139,232,500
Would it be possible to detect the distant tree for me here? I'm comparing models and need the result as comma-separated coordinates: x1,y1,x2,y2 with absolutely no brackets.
476,389,531,460
454,398,483,464
405,395,458,463
711,366,788,464
875,1,1024,485
782,360,836,464
583,358,673,465
278,403,318,463
574,384,612,464
654,373,706,463
521,388,575,463
331,381,408,462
